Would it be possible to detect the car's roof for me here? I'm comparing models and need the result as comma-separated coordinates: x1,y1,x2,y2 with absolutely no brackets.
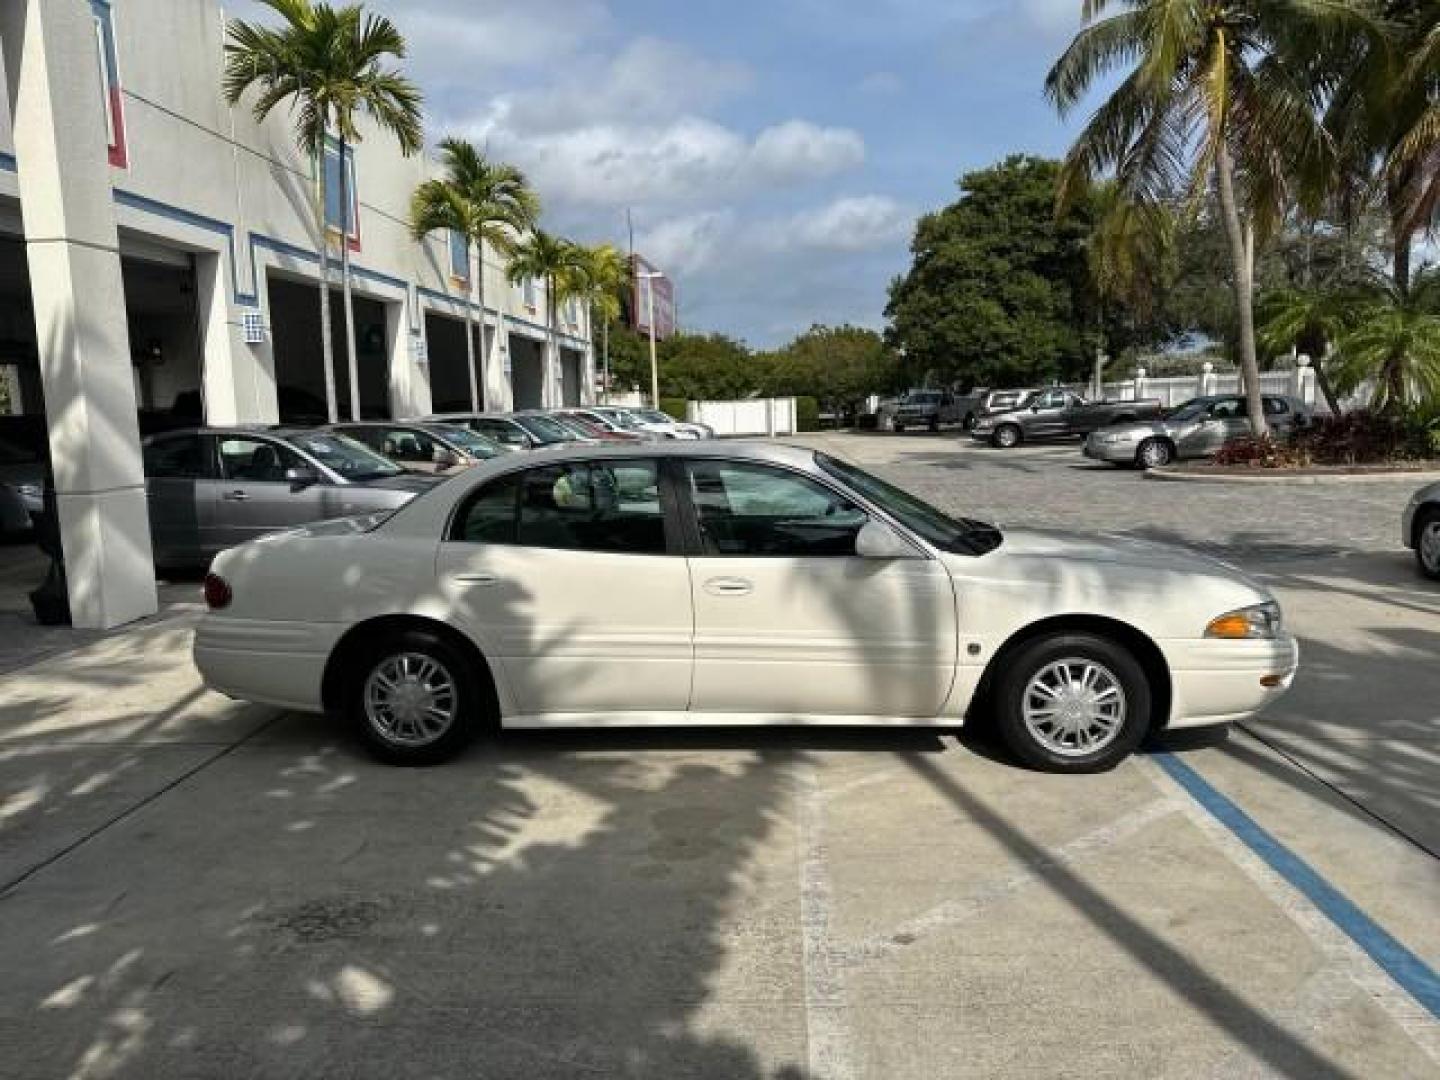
425,412,520,423
501,439,816,467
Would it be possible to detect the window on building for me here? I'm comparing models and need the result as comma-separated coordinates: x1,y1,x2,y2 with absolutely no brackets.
91,1,127,168
449,231,469,282
522,277,538,309
323,140,360,244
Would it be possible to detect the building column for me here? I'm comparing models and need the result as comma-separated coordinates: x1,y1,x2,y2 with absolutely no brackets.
1,0,157,628
487,317,514,412
196,252,279,425
386,296,430,418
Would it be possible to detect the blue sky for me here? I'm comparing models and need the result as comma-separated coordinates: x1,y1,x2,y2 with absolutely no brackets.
236,0,1099,346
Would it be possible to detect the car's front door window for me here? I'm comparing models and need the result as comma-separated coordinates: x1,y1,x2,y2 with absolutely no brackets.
218,437,303,482
684,460,866,557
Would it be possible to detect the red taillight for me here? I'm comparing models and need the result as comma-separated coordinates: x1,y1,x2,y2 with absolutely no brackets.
203,573,232,610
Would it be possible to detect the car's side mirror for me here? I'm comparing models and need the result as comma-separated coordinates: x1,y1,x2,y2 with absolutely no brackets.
855,519,920,559
285,465,319,488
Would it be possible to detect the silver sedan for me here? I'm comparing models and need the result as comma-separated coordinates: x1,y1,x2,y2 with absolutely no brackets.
1083,394,1310,469
1403,482,1440,580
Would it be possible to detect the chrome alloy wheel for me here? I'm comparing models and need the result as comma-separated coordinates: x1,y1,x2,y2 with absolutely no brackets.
1021,658,1127,757
363,652,458,747
1422,519,1440,574
1138,439,1172,468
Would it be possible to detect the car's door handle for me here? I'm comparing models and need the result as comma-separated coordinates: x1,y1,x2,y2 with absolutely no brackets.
704,577,753,597
221,490,249,502
452,572,499,586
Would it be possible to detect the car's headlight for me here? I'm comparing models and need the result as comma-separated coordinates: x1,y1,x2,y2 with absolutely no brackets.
1206,602,1283,640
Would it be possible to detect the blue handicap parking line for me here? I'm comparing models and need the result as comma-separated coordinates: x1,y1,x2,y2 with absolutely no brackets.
1153,752,1440,1021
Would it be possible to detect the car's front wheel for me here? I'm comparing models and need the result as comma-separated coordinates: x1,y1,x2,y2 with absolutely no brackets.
346,629,483,765
1136,438,1174,469
993,632,1152,772
1416,509,1440,581
992,424,1022,449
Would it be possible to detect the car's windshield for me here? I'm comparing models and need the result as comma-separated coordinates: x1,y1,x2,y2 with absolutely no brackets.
1166,398,1211,422
512,414,575,443
286,433,404,481
551,415,600,438
634,409,674,424
816,453,1002,556
431,425,507,458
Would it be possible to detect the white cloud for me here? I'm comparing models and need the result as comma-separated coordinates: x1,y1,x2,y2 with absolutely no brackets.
480,117,866,208
775,195,913,252
635,211,737,276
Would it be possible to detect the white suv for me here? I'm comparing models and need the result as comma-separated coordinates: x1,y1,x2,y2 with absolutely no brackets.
620,408,713,440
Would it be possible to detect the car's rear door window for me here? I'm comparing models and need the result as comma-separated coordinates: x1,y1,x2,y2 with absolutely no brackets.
144,434,212,479
453,461,667,554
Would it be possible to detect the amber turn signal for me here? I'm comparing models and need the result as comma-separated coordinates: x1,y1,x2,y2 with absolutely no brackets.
1205,613,1254,639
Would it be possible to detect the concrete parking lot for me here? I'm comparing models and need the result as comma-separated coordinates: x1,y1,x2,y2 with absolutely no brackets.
0,432,1436,1079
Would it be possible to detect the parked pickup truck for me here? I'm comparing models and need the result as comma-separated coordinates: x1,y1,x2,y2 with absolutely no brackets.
891,389,962,432
970,388,1163,448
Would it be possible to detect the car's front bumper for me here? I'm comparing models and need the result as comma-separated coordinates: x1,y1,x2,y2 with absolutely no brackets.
1083,434,1139,463
1162,634,1300,729
1402,495,1419,550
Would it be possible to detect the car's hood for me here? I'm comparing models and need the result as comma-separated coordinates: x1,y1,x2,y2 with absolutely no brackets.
966,526,1267,595
350,473,443,494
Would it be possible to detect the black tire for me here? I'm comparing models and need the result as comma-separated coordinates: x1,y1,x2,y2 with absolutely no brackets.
992,424,1022,449
893,423,905,433
993,632,1153,773
929,417,940,432
344,628,485,765
1415,508,1440,581
1135,438,1174,469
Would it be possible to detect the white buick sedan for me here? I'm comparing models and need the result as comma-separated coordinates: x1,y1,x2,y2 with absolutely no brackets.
195,443,1298,772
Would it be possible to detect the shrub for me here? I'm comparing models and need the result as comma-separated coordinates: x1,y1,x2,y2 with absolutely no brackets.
1213,434,1306,468
796,396,820,432
659,397,689,422
1215,411,1440,468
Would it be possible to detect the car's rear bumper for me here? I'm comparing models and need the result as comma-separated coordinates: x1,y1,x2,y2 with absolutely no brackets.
1082,437,1136,463
194,617,343,713
1161,635,1299,729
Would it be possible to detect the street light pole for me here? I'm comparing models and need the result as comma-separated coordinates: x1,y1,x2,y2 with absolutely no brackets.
638,269,663,408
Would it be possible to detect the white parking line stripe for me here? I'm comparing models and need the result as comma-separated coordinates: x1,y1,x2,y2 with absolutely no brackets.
795,761,854,1080
1137,756,1440,1066
837,795,1182,968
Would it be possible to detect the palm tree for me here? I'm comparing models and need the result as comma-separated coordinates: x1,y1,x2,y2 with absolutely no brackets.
505,231,589,407
1084,183,1175,392
410,139,539,411
1045,0,1363,436
572,244,631,403
224,0,422,422
1384,5,1440,278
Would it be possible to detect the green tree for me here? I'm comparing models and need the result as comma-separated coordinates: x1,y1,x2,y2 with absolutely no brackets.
885,156,1095,390
410,139,538,412
1045,0,1361,435
505,230,588,407
572,245,632,402
766,325,899,416
224,0,422,422
655,333,756,401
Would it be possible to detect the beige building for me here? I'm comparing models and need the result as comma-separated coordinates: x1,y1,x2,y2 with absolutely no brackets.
0,0,593,628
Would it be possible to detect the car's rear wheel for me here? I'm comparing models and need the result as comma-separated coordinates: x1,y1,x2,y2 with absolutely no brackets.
929,417,940,432
993,633,1152,773
346,629,482,765
962,412,977,431
893,422,905,433
1416,509,1440,580
1136,438,1174,469
992,424,1022,449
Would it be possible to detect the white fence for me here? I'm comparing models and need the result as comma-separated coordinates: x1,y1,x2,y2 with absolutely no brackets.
688,398,798,437
1067,359,1372,415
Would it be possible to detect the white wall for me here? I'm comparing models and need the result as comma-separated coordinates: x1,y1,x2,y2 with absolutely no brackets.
690,399,798,437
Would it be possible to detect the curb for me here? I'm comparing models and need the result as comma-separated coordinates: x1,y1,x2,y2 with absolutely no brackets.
1146,466,1440,486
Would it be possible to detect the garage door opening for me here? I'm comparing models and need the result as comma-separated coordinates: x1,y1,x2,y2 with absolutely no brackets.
425,311,475,414
123,254,203,430
509,334,545,410
559,346,584,407
267,273,391,424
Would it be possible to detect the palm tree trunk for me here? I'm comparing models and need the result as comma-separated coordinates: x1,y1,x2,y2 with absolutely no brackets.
1214,142,1266,436
602,314,610,405
476,241,489,413
338,133,361,420
315,143,338,424
1316,345,1341,415
463,240,479,413
547,280,560,408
